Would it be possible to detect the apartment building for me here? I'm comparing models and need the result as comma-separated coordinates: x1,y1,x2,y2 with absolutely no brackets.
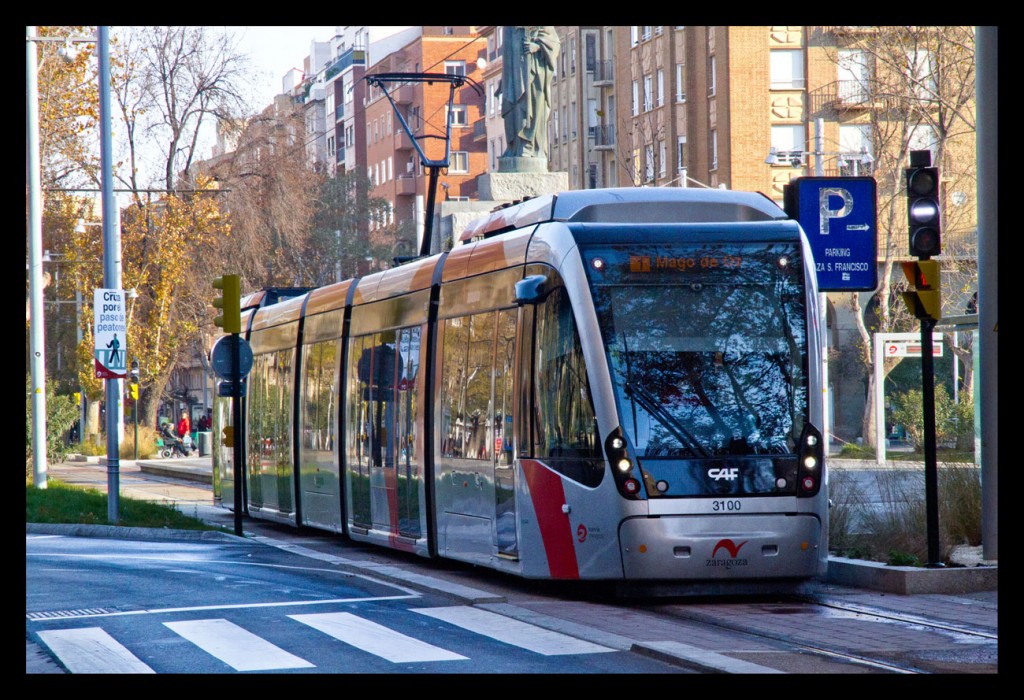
545,25,977,444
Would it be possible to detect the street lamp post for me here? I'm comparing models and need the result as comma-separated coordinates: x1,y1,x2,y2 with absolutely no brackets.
27,26,98,488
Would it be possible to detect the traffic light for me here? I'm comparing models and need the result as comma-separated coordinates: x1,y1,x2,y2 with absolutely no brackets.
212,274,241,334
221,425,234,447
902,259,942,321
129,383,139,400
905,151,941,259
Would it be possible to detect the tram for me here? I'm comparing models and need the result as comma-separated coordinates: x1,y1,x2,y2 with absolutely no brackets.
211,187,828,584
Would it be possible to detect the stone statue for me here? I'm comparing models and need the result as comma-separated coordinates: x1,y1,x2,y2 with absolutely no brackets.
498,26,560,169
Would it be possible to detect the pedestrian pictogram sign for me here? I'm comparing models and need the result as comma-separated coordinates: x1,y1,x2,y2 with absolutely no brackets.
94,289,127,379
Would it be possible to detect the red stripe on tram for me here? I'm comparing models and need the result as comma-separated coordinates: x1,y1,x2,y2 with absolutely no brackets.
521,459,579,579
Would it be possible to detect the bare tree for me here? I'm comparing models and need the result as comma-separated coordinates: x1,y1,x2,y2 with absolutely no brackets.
824,26,976,447
115,26,252,194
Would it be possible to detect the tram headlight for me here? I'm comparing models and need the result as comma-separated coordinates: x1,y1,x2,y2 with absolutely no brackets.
605,428,643,500
797,423,824,497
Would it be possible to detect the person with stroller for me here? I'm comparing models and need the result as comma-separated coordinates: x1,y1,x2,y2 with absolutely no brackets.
176,411,195,456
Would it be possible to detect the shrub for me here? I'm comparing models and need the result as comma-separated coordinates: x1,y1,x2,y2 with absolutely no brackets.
890,384,973,452
25,374,80,477
120,425,160,460
828,463,982,566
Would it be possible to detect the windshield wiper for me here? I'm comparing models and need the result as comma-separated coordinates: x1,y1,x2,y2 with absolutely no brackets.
624,381,710,458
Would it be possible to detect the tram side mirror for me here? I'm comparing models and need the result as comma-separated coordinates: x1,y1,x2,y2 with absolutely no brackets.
514,275,550,305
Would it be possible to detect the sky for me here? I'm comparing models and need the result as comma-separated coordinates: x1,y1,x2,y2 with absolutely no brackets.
229,26,338,109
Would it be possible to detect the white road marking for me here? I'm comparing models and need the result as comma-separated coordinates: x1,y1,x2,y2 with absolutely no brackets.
290,612,467,663
36,627,155,674
163,618,314,671
413,606,615,656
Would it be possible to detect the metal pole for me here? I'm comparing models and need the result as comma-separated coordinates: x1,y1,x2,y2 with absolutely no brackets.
814,117,824,177
98,26,122,523
976,26,997,562
232,334,244,537
27,26,48,489
920,318,942,566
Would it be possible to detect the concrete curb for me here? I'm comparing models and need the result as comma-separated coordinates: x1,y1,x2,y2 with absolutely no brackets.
826,555,997,594
26,522,244,543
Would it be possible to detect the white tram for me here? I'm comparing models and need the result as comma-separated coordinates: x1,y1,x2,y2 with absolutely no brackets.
212,188,828,584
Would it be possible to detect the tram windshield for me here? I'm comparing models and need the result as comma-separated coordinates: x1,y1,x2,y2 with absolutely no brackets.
581,240,810,496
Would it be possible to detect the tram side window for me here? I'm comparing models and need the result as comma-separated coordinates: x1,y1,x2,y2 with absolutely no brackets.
355,330,399,468
440,311,507,458
532,287,603,487
440,317,470,458
301,339,338,452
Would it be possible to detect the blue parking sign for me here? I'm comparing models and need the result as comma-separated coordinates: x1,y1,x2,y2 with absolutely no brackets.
786,177,878,292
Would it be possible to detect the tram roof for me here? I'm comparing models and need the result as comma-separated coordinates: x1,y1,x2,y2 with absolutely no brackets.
461,188,788,241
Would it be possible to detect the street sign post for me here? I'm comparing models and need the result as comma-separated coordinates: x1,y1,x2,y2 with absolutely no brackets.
785,176,878,292
209,330,252,537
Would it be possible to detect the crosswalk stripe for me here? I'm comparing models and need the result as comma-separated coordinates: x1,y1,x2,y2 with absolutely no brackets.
290,612,468,663
412,606,615,656
36,627,155,674
163,619,314,671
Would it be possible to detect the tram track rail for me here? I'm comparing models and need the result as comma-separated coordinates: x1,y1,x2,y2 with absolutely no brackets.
618,594,997,674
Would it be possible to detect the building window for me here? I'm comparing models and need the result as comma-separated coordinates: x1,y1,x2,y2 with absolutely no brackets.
570,35,576,74
631,26,639,46
710,129,718,170
656,69,665,107
676,135,686,171
631,80,639,116
643,74,653,111
644,143,654,182
448,104,468,127
838,49,870,104
906,48,937,100
659,140,667,178
770,124,807,166
450,151,469,173
445,60,466,77
676,63,686,102
770,49,805,89
708,55,716,96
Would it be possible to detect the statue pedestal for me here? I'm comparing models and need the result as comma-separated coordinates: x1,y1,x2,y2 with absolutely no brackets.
478,170,569,202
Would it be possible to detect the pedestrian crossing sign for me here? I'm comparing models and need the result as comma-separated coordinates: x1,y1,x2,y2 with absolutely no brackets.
94,288,128,379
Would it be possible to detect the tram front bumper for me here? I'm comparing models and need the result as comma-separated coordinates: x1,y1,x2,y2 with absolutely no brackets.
619,513,824,580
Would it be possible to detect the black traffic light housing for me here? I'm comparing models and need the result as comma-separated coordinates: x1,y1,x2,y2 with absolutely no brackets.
906,150,941,259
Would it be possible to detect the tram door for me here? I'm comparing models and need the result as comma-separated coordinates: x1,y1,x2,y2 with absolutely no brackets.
493,309,518,557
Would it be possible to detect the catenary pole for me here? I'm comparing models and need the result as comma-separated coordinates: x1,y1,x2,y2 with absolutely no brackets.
976,26,997,561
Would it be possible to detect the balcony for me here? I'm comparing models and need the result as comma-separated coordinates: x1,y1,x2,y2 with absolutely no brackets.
590,124,615,149
592,60,614,86
394,130,414,151
808,80,884,116
393,84,414,105
395,174,417,196
472,118,486,142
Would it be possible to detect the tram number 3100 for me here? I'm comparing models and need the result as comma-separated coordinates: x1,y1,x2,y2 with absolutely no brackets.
711,500,742,512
